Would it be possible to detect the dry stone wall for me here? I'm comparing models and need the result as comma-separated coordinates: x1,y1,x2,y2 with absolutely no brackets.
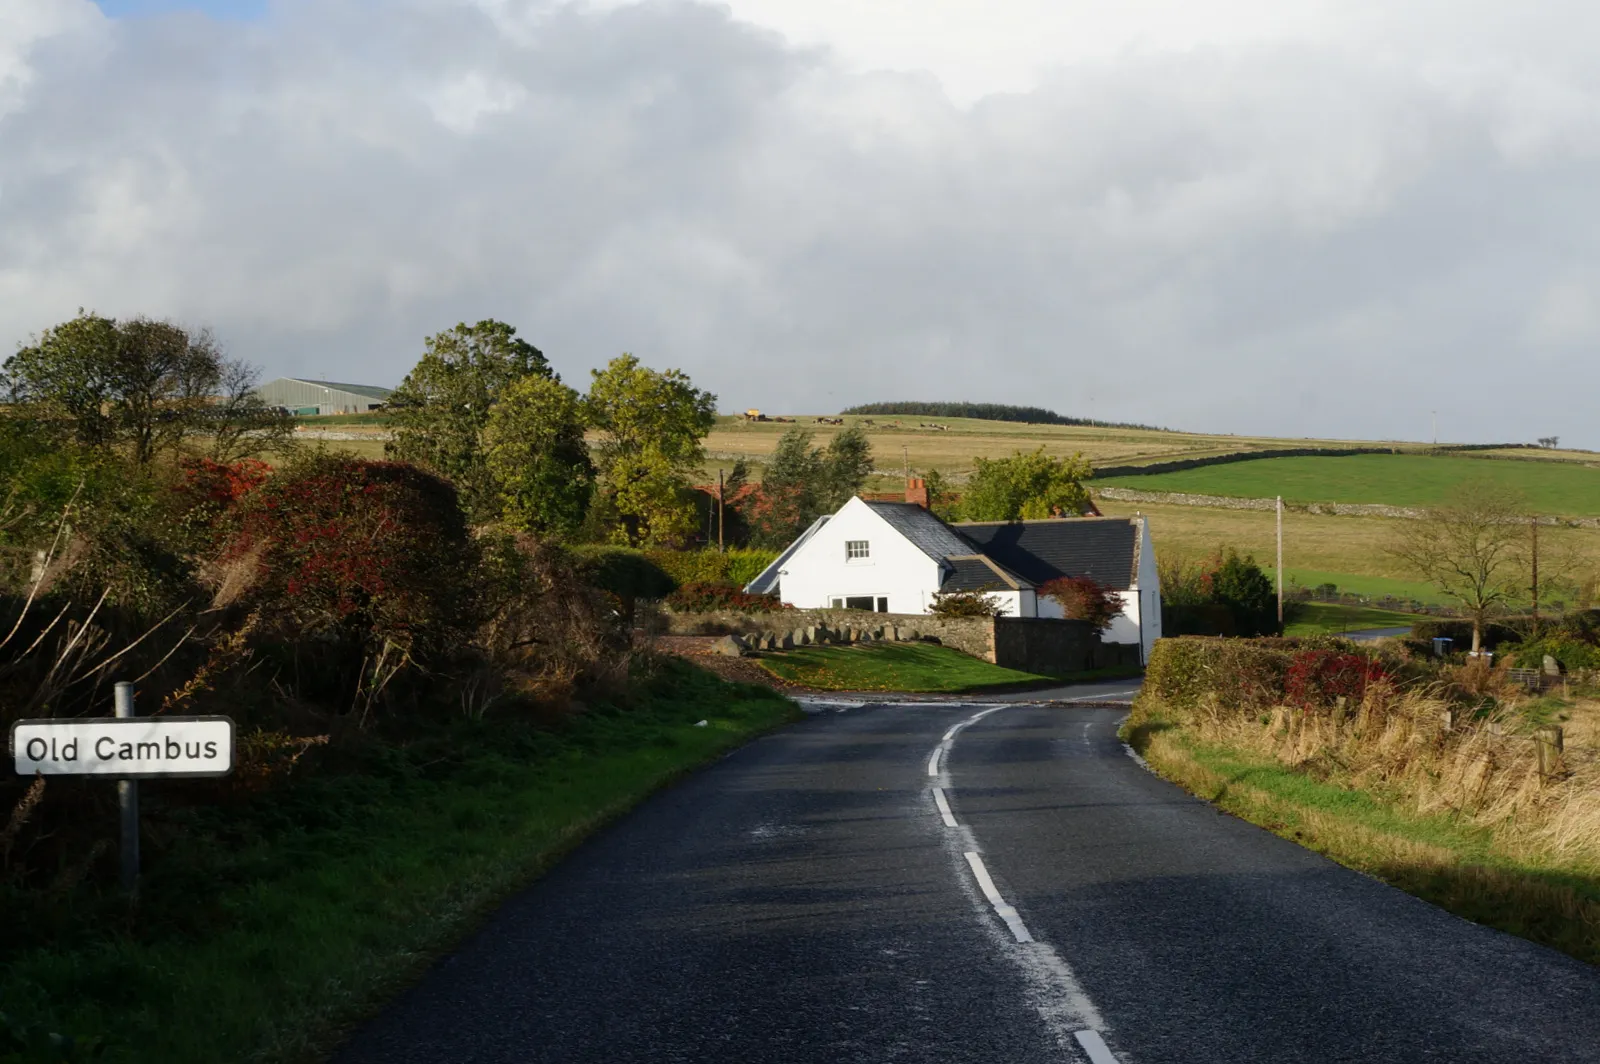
667,608,997,660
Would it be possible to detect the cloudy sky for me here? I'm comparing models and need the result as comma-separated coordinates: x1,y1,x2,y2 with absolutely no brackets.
4,0,1599,445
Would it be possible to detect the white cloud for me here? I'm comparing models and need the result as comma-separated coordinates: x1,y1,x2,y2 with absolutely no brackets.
2,0,1599,446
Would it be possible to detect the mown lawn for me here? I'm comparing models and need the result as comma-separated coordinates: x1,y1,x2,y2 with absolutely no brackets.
1284,602,1423,637
0,660,797,1064
1099,453,1600,516
755,641,1135,693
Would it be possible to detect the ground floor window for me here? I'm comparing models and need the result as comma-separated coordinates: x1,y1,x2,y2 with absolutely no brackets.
833,595,889,612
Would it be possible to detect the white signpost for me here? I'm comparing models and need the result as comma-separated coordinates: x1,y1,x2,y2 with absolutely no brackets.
10,682,234,894
11,717,234,778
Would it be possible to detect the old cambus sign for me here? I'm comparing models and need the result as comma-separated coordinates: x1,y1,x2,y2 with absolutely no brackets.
10,717,234,778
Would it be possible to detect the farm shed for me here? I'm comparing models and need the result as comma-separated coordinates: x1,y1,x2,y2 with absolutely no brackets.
255,378,393,415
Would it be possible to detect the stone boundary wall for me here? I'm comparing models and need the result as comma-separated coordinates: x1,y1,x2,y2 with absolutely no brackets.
665,609,997,661
666,609,1141,672
1092,442,1546,481
1091,486,1600,527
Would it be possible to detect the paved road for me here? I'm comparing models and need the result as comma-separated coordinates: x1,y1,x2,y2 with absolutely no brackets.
332,683,1600,1063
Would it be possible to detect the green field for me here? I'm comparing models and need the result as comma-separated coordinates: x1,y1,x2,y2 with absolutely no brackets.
1101,453,1600,516
1284,602,1424,637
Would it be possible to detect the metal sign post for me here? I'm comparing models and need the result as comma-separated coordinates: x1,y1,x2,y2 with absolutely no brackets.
10,690,234,898
115,682,140,895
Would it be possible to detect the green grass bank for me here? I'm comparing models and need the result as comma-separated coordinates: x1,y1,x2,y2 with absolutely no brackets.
755,641,1138,693
1,660,798,1064
1283,602,1423,637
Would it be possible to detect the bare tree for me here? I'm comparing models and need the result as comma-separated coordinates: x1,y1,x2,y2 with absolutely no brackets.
1388,479,1531,653
208,357,296,463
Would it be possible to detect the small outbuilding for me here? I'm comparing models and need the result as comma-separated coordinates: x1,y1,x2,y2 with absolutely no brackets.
254,378,393,415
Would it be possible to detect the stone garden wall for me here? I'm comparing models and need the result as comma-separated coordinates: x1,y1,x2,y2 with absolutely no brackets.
666,608,1141,673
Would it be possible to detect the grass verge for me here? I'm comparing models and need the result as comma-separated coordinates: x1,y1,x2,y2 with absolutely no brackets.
1122,714,1600,966
1283,602,1422,637
0,658,799,1064
754,641,1138,693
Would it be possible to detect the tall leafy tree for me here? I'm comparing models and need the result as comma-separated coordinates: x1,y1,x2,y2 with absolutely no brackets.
386,320,551,521
960,448,1092,521
750,425,875,547
585,354,716,545
482,375,594,538
4,311,291,465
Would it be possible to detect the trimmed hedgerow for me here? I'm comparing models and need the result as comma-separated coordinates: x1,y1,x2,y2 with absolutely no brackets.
1143,637,1294,711
1283,649,1393,709
664,582,785,613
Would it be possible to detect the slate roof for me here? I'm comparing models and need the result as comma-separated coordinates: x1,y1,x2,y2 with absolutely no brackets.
955,517,1139,591
863,501,976,564
940,554,1027,592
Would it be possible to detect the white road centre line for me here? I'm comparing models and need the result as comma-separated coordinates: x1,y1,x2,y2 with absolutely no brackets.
963,852,1034,943
932,702,1126,1063
1074,1029,1122,1064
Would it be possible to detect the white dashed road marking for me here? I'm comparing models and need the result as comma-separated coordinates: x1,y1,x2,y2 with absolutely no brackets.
929,704,1125,1064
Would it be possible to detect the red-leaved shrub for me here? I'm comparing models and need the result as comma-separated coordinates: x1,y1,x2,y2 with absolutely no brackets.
1038,575,1122,632
666,582,786,613
225,456,472,654
1284,649,1392,708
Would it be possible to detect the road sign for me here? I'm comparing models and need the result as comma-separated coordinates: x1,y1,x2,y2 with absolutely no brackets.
11,716,234,779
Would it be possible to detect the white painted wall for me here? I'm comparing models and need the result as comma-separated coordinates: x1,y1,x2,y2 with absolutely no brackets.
774,498,943,613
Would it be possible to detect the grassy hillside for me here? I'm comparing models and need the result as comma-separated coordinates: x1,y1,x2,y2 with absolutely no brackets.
1100,453,1600,516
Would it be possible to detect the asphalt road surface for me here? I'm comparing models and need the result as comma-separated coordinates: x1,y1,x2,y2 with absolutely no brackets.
332,680,1600,1063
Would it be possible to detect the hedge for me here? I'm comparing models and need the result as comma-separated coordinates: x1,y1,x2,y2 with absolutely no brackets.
1143,637,1295,711
1412,620,1523,651
642,548,778,590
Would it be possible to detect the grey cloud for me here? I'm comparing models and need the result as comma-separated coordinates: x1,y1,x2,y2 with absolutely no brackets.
1,0,1597,446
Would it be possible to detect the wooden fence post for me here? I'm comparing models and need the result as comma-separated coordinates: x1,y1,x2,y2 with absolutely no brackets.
1536,725,1565,780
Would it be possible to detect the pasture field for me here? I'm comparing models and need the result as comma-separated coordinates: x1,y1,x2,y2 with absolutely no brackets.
1093,499,1600,606
1099,453,1600,516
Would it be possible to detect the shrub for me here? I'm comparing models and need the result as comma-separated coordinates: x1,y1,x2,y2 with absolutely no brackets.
928,589,1005,617
1284,650,1392,708
665,582,785,613
1510,637,1600,672
641,548,777,589
570,545,677,625
1039,575,1121,632
1143,637,1293,711
1413,619,1522,651
225,456,474,704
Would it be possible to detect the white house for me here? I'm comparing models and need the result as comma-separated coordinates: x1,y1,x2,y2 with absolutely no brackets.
745,497,1163,663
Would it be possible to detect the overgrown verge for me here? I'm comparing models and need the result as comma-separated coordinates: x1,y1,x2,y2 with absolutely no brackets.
2,656,797,1064
755,641,1140,693
1124,636,1600,965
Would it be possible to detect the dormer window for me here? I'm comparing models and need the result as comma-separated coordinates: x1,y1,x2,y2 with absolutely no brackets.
845,540,870,561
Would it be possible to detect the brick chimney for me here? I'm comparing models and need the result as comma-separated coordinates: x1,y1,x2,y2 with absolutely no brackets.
906,477,929,509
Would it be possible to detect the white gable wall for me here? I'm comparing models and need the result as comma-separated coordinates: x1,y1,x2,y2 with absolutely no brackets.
774,498,944,613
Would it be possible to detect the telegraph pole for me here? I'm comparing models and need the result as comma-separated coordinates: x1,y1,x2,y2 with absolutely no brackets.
1531,515,1540,631
717,469,725,553
1276,495,1284,627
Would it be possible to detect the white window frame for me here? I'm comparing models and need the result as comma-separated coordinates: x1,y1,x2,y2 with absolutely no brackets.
845,539,870,562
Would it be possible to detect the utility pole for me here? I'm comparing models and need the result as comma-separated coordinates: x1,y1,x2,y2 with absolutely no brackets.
1276,495,1284,627
903,445,910,485
1431,411,1437,446
717,468,725,553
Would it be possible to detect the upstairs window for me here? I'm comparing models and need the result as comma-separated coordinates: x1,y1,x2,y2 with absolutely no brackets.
845,540,870,560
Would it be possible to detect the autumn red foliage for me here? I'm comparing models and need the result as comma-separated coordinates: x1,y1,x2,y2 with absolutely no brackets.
226,456,472,651
1038,575,1122,633
1284,649,1392,708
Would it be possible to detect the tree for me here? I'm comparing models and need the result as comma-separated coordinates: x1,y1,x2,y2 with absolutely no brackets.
482,375,594,538
585,354,716,546
4,311,288,465
1038,576,1121,632
386,320,552,521
750,425,876,547
920,468,959,520
1388,480,1531,652
960,448,1092,521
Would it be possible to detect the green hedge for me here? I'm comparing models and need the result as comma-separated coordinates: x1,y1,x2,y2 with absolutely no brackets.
1143,637,1294,710
643,548,778,590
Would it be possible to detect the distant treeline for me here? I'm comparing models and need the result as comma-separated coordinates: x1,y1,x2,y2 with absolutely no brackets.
839,401,1166,431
